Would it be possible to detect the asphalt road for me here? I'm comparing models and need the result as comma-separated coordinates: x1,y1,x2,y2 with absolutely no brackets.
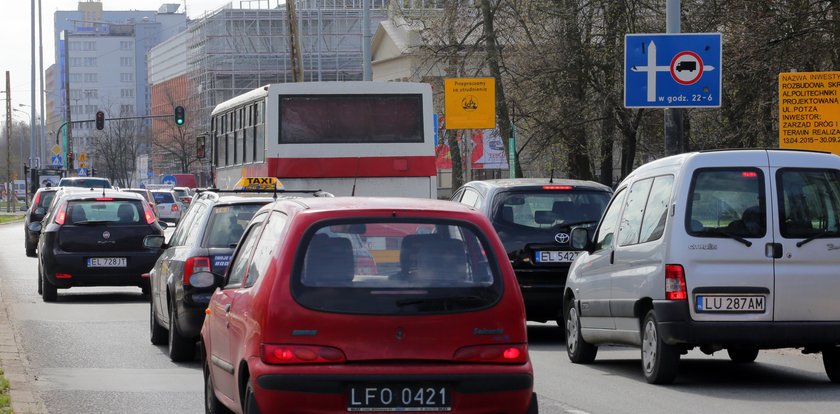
1,222,839,413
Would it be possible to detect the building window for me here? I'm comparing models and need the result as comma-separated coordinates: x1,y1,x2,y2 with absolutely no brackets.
84,57,97,67
68,41,81,51
121,89,134,98
69,57,82,67
120,104,134,115
120,73,134,82
69,73,83,82
84,73,97,82
85,105,97,114
120,41,133,50
120,57,133,67
84,89,98,99
83,41,96,51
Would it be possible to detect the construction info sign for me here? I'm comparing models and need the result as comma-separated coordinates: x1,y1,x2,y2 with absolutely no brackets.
779,71,840,155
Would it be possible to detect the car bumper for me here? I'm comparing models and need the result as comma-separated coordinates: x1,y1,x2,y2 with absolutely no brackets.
175,292,213,339
42,250,161,288
250,362,534,414
654,300,840,348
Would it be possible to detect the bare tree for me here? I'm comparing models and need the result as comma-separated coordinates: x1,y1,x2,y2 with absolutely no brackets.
152,91,197,174
89,107,143,188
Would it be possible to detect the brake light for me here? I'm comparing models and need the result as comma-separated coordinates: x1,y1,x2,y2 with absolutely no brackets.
54,203,67,225
261,344,346,365
184,197,192,204
183,257,211,286
543,185,573,190
142,201,156,224
741,171,758,178
96,198,113,201
171,204,179,212
32,192,41,208
55,273,72,279
453,344,528,364
665,264,687,300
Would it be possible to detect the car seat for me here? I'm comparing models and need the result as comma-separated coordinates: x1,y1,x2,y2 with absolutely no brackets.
413,238,467,285
303,236,355,286
68,205,87,224
117,204,136,223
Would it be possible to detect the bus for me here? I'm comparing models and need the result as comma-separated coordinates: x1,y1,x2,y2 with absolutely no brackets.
209,82,437,198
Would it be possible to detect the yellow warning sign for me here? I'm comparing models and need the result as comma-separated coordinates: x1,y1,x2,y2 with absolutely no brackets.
779,72,840,155
78,153,87,162
444,78,496,129
51,145,61,155
234,177,283,191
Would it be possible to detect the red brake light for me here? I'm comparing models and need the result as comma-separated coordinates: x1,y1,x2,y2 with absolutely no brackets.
55,273,73,279
171,204,179,212
261,344,346,365
96,197,114,201
741,171,758,178
665,264,687,300
183,257,211,286
32,192,41,208
54,203,67,225
543,185,573,190
142,201,156,224
453,344,528,364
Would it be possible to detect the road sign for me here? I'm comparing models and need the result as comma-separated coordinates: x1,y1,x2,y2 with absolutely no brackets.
78,168,88,177
51,145,61,155
78,153,87,162
779,71,840,155
444,78,496,129
161,175,177,185
625,33,722,108
50,155,63,167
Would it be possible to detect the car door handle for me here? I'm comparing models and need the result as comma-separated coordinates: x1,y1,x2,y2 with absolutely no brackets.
765,243,783,259
224,304,231,314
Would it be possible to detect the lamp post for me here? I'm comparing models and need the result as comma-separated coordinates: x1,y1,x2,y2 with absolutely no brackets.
12,108,35,209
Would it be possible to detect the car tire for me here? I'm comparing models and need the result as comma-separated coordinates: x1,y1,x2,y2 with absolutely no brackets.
168,301,196,362
823,347,840,383
141,283,151,297
243,380,261,414
150,301,167,346
727,347,759,363
41,271,57,303
641,310,679,384
37,264,43,295
565,299,597,364
25,243,36,258
204,357,233,414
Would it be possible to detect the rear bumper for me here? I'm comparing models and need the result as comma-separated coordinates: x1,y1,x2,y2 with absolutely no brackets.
654,300,840,347
42,249,161,288
517,266,566,321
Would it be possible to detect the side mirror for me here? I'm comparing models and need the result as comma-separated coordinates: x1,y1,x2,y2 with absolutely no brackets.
28,222,42,233
157,220,169,230
570,227,592,252
35,207,46,216
143,235,166,249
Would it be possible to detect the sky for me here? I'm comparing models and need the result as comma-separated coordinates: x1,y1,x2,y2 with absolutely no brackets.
0,0,230,118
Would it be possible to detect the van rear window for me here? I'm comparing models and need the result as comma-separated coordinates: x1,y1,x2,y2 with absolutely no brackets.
291,220,502,315
686,168,766,238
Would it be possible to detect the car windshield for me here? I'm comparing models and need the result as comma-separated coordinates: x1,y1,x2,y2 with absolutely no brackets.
65,199,145,224
152,192,175,204
292,220,502,315
493,190,611,229
59,178,111,188
205,204,264,247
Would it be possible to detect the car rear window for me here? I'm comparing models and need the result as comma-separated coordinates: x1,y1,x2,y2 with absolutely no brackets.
38,192,56,208
292,220,502,315
65,199,145,224
59,178,111,188
126,190,150,202
205,204,265,247
152,192,175,204
686,168,766,238
173,189,189,198
493,190,611,229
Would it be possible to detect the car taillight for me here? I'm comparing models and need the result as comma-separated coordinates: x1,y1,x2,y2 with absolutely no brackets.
453,344,528,364
543,185,573,190
54,203,67,225
184,197,192,203
32,192,41,208
261,344,346,365
665,264,687,300
96,198,113,201
171,204,179,212
183,257,211,286
142,202,156,224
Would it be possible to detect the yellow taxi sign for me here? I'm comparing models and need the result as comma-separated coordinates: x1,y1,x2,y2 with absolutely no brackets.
444,78,496,129
235,177,283,191
779,71,840,155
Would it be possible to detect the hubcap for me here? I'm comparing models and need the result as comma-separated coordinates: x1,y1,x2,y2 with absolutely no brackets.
566,307,579,354
642,319,657,374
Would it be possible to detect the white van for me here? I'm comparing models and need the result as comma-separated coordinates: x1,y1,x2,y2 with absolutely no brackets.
564,149,840,384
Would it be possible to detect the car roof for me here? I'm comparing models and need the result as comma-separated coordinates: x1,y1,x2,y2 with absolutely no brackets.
60,189,145,201
463,178,612,193
267,196,476,215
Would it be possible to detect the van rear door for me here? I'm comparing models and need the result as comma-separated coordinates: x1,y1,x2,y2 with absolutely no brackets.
768,151,840,321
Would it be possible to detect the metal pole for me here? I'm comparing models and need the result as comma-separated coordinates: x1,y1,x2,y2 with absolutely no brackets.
664,0,684,156
6,72,12,212
30,0,36,179
362,0,371,81
38,0,46,166
62,30,73,172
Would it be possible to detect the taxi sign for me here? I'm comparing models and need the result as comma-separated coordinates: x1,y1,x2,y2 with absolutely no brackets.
235,177,283,191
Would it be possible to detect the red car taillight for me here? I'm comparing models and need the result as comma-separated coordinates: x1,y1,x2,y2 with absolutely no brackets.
142,201,156,224
32,192,41,209
665,264,687,300
171,204,179,212
261,344,346,365
54,203,67,225
183,257,211,286
453,344,528,364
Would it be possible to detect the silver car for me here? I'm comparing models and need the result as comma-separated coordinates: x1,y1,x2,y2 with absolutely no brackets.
151,190,183,223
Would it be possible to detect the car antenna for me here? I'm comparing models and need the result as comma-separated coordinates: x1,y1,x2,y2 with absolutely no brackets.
273,181,278,200
351,157,360,197
549,169,555,184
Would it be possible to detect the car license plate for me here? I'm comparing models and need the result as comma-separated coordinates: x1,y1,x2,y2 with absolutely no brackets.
695,295,765,312
535,250,579,263
87,257,127,268
347,384,450,412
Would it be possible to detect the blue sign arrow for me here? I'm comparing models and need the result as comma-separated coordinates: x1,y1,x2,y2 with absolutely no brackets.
78,167,88,177
51,155,63,167
162,175,177,185
625,33,722,108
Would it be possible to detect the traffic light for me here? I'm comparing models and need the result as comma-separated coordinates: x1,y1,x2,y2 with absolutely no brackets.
174,106,185,126
67,152,74,170
23,163,29,178
95,111,105,130
91,167,97,177
196,135,206,159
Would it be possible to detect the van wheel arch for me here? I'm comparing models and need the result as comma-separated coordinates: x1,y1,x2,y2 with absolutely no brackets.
635,298,654,320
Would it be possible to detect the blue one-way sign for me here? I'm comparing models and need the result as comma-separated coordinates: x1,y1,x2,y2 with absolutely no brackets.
624,33,722,108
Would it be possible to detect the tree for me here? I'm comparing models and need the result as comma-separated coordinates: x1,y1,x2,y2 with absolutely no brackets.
89,106,143,188
152,91,198,174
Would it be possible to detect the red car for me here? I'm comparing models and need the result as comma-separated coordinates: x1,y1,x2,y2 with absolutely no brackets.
201,197,537,414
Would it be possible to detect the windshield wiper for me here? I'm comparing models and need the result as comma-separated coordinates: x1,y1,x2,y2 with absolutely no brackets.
396,295,487,308
796,229,840,247
708,228,752,247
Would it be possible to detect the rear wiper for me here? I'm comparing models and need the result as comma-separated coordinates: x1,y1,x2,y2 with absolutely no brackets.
72,220,111,225
796,229,840,247
708,228,752,247
396,295,486,308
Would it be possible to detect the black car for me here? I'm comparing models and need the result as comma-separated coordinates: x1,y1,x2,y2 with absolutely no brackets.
451,178,612,325
147,191,275,361
24,186,59,257
32,189,167,302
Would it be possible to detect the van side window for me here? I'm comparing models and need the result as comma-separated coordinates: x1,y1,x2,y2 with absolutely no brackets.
778,169,840,238
618,178,653,246
686,168,765,238
594,187,627,251
640,175,674,243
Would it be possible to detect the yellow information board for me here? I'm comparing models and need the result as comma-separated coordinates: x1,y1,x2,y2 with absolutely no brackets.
444,78,496,129
779,72,840,154
234,177,283,191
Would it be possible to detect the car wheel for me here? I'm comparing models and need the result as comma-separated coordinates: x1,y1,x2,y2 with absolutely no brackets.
204,356,233,414
641,310,679,384
25,242,36,257
150,301,167,346
37,265,42,295
823,347,840,383
565,299,597,363
243,379,261,414
140,283,151,297
727,347,759,363
168,301,196,362
41,271,57,303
